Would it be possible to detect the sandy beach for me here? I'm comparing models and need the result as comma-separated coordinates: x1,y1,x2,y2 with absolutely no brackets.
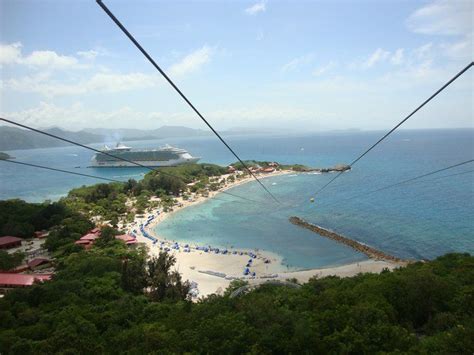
127,170,405,299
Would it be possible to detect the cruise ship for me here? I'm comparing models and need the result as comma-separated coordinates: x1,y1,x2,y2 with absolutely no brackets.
90,143,200,167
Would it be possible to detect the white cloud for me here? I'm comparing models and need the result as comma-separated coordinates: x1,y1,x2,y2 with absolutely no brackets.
363,48,391,68
0,42,96,70
0,42,22,65
245,1,266,15
2,102,168,130
390,48,404,65
1,101,325,131
407,0,472,36
312,61,336,76
5,72,159,97
414,43,433,59
21,50,80,69
440,34,473,60
168,46,213,77
406,1,472,63
77,50,100,60
281,53,315,73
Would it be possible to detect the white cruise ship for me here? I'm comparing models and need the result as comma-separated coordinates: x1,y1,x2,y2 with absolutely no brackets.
90,143,200,167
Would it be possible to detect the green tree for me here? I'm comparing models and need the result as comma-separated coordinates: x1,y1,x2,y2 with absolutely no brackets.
0,250,25,271
147,252,190,302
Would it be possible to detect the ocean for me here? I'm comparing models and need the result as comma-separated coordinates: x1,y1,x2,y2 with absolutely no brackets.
1,129,473,269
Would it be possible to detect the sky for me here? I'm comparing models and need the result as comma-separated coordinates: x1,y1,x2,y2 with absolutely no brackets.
0,0,472,131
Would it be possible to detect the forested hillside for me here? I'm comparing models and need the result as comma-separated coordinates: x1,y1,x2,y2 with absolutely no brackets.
0,228,472,353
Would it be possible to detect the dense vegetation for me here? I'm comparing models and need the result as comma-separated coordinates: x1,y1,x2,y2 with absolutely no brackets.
61,163,232,223
0,200,89,239
0,246,472,353
0,250,25,271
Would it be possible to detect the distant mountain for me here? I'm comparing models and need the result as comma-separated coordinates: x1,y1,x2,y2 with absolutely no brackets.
83,125,211,140
0,126,103,151
0,125,271,151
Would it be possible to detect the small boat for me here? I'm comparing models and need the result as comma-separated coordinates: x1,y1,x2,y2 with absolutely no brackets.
310,197,315,203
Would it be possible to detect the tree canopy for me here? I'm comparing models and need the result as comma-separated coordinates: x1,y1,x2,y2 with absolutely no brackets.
0,251,472,354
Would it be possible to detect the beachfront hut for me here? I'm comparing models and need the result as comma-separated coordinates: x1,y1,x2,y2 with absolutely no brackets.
115,234,137,246
74,232,100,249
27,258,52,270
0,236,22,250
0,273,51,291
34,231,48,239
80,233,100,242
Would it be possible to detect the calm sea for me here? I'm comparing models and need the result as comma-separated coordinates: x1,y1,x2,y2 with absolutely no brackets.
1,129,473,269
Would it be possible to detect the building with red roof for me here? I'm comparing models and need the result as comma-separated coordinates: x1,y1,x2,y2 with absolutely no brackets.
75,232,138,249
0,273,51,291
115,234,137,246
34,231,48,239
74,232,100,249
27,258,52,270
80,233,100,241
0,236,22,250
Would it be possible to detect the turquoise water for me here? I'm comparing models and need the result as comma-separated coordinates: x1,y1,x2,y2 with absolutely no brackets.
155,129,474,269
1,129,473,269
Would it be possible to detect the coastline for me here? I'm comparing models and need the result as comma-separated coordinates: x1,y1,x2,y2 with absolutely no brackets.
127,170,405,298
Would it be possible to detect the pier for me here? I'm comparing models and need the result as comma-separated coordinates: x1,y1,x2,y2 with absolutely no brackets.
289,216,408,264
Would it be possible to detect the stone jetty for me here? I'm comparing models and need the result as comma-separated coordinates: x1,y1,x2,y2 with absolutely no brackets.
289,216,409,264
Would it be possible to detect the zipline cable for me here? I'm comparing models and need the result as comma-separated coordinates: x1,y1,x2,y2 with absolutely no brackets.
0,158,255,204
313,61,474,197
0,159,123,183
96,0,280,204
0,117,262,204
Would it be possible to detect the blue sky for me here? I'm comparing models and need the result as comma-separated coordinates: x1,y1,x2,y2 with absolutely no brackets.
0,0,472,131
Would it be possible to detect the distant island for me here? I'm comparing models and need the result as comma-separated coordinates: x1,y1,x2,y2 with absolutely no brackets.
0,125,270,151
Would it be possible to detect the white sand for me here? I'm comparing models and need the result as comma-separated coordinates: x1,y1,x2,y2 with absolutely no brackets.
129,170,404,299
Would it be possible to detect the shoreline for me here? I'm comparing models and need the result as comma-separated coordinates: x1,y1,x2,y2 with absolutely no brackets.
127,170,404,298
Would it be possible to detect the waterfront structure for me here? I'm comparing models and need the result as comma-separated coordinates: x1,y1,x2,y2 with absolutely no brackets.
27,258,52,270
115,234,138,246
90,143,200,167
0,236,22,250
0,273,51,292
